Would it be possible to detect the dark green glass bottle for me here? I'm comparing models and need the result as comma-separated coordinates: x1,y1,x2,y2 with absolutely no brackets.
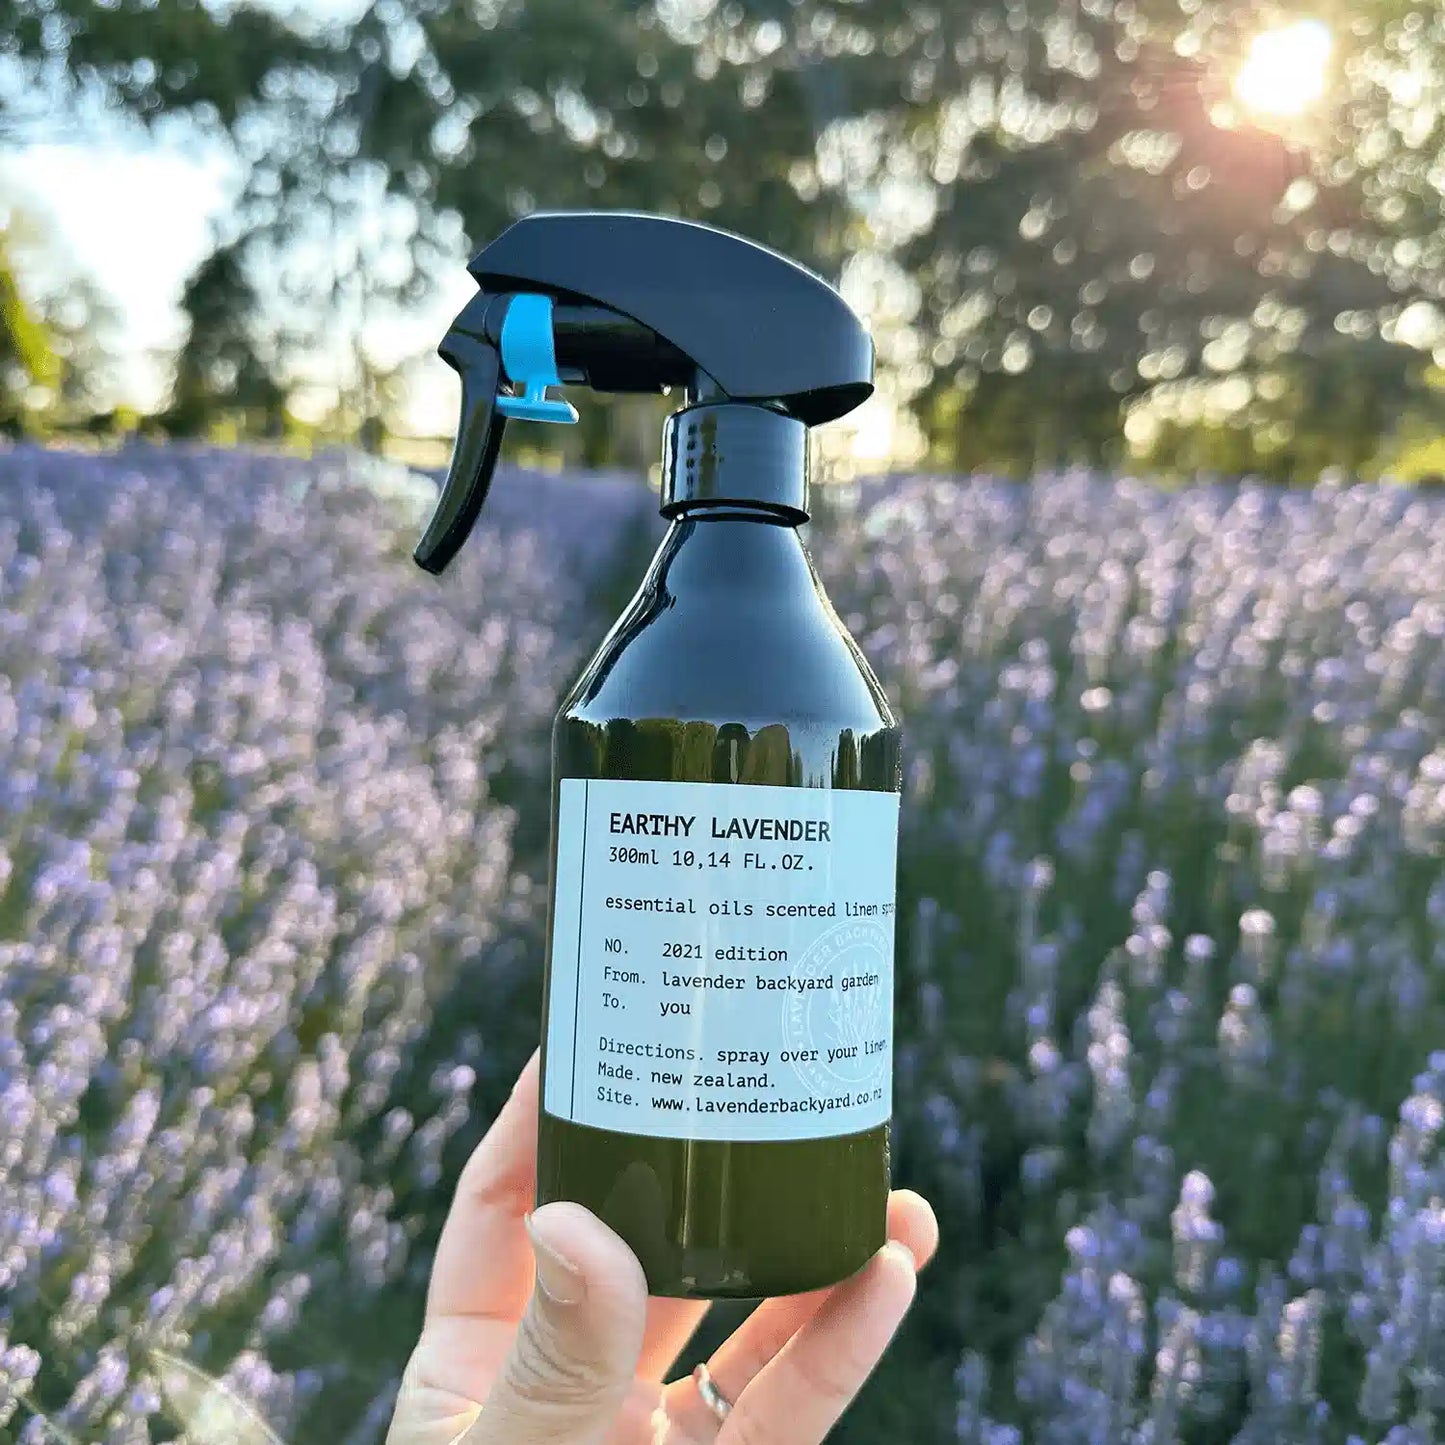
537,404,895,1300
536,502,900,1297
410,210,898,1298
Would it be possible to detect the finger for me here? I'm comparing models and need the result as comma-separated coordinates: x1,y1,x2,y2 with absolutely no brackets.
886,1190,940,1272
662,1186,938,1431
427,1051,540,1322
719,1242,917,1445
462,1202,647,1445
706,1190,936,1393
642,1193,933,1388
638,1298,711,1383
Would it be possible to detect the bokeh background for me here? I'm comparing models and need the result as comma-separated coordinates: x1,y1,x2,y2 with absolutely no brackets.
2,2,1444,1443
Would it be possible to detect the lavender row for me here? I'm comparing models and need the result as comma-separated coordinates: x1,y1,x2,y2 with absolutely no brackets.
812,473,1444,1441
2,449,1442,1443
0,447,622,1443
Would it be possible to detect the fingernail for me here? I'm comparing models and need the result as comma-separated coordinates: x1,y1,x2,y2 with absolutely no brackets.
526,1211,585,1306
883,1240,916,1272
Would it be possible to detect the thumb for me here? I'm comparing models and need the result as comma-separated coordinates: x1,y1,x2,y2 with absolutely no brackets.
465,1202,648,1445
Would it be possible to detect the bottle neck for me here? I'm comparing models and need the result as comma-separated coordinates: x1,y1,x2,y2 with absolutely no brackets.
645,508,819,612
660,402,809,521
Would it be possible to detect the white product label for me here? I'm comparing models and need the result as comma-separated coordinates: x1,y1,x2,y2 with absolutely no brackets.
542,778,899,1142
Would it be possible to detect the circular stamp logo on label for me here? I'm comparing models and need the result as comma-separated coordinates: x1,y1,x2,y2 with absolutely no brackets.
782,919,891,1100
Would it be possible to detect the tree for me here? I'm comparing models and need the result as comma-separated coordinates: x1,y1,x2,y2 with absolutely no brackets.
0,226,60,433
1333,1,1445,308
296,0,1439,469
704,0,1429,472
2,0,329,435
161,243,287,439
195,0,854,450
9,0,1442,464
1,0,321,142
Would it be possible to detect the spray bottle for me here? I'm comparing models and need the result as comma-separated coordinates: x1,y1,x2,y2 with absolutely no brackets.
416,212,900,1298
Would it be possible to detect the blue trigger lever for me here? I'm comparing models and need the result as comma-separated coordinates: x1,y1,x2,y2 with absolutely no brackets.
495,294,579,424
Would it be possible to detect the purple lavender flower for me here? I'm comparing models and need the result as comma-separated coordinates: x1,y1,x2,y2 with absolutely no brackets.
0,446,606,1436
4,451,1443,1442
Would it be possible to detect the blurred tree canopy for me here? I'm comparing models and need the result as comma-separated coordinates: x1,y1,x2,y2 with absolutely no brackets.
0,227,59,434
0,0,319,137
0,204,124,435
160,243,288,438
1,0,1443,475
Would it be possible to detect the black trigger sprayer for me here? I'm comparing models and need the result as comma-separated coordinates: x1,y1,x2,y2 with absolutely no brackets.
418,213,901,1299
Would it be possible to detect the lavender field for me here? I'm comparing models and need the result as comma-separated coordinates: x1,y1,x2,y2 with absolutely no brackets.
1,446,1442,1444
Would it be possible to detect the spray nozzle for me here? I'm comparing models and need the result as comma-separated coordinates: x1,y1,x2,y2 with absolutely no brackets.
416,212,875,575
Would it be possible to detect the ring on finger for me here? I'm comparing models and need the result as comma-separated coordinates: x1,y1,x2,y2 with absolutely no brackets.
692,1362,733,1424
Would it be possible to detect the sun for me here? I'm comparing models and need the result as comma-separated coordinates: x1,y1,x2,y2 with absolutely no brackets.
1234,20,1333,118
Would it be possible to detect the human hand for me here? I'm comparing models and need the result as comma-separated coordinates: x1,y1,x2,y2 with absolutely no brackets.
386,1051,938,1445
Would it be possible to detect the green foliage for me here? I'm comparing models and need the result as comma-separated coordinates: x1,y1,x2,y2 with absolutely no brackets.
1,0,326,432
927,354,1130,474
796,0,1426,470
0,227,60,434
162,244,288,440
0,0,322,137
331,0,846,274
3,0,1444,465
1139,337,1429,481
1390,435,1445,484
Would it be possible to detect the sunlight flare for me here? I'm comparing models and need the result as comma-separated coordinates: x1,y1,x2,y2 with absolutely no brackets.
1234,20,1333,118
